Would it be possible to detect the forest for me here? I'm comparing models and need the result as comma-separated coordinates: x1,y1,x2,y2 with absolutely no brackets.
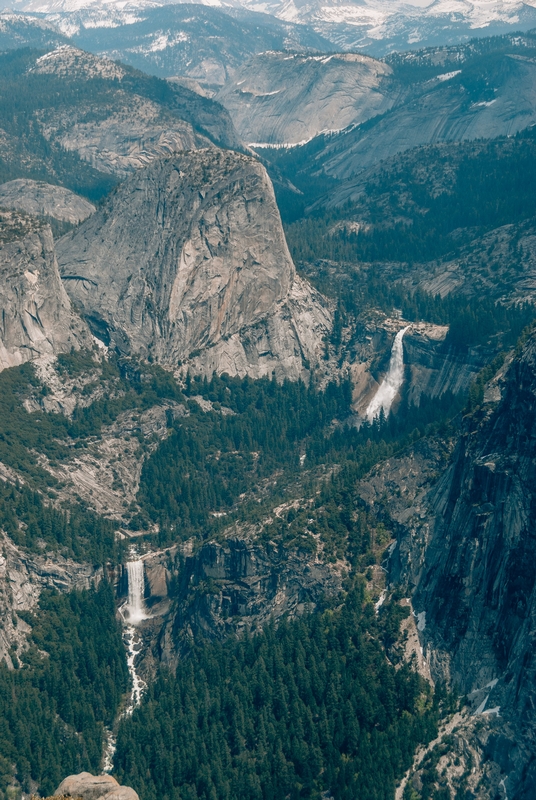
0,582,128,799
113,585,443,800
281,128,536,264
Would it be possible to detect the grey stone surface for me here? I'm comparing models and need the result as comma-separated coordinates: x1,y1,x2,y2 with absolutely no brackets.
0,179,95,224
27,46,240,178
145,535,344,670
55,773,139,800
0,534,101,668
216,51,398,145
312,48,536,196
57,148,331,380
0,211,91,371
359,333,536,799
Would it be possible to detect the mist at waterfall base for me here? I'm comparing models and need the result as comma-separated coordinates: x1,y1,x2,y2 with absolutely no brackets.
366,326,409,423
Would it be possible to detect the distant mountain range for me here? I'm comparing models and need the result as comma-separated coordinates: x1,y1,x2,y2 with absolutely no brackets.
2,0,536,58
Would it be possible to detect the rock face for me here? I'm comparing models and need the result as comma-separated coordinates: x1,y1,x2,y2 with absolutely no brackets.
152,537,343,668
309,37,536,192
0,212,91,371
1,46,240,187
55,773,139,800
408,333,536,798
0,179,95,224
57,149,331,380
216,51,397,145
364,335,536,798
0,532,101,667
348,318,486,416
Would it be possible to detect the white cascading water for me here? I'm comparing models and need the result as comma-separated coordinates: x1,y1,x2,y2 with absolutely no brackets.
124,559,147,709
102,557,148,773
366,326,410,423
126,559,147,624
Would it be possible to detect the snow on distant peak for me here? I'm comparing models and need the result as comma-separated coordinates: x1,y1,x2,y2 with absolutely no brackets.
435,68,462,79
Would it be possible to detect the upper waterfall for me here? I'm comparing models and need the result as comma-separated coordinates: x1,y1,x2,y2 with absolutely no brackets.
126,560,147,624
366,326,410,422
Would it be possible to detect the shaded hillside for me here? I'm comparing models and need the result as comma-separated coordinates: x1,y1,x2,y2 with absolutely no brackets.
261,31,536,210
0,45,239,199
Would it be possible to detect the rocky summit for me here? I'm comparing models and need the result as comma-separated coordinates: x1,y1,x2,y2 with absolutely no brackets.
57,148,331,380
0,179,95,224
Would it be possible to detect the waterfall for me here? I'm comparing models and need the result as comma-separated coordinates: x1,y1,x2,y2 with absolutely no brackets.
102,557,148,772
366,326,410,422
126,559,147,623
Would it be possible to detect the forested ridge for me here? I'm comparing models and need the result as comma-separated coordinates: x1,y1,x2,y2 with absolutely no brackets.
283,129,536,265
0,46,228,200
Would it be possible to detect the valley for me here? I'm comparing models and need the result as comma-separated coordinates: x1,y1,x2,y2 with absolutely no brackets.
0,9,535,800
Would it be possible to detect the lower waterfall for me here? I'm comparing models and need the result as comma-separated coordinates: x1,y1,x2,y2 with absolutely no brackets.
102,557,148,773
366,326,410,422
126,559,147,624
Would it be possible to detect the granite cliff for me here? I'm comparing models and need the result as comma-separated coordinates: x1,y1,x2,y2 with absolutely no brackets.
0,211,91,370
352,332,536,798
409,333,536,799
216,51,398,146
57,149,331,380
0,179,95,224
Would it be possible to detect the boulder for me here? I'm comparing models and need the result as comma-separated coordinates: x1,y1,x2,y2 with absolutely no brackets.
55,773,139,800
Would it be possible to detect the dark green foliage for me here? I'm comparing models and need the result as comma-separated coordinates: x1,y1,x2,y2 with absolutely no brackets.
114,587,438,800
0,50,118,201
0,355,185,484
138,373,352,543
283,130,536,262
384,32,536,83
0,362,72,481
0,480,121,562
0,45,233,201
302,264,536,353
0,582,128,797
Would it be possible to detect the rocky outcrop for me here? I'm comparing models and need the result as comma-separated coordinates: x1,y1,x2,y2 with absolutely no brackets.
366,334,536,799
216,51,398,146
405,333,536,798
153,536,343,669
20,46,240,179
403,324,487,403
0,212,91,371
349,317,485,416
55,773,138,800
57,149,331,380
0,179,95,224
0,532,101,667
45,401,185,522
311,44,536,195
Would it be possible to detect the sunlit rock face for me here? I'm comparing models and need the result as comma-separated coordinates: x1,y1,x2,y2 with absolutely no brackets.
57,148,331,380
0,212,91,371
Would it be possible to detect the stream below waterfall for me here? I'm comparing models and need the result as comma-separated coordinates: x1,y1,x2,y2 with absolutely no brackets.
102,557,148,773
